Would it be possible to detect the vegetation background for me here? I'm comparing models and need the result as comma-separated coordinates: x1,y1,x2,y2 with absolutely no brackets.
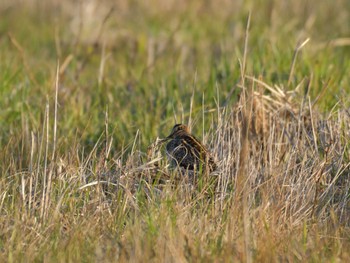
0,0,350,262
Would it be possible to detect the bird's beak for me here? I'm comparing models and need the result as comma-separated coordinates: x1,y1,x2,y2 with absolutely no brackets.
165,131,175,140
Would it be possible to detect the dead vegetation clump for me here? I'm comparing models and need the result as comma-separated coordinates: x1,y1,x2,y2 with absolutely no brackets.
1,78,349,261
0,68,349,261
90,76,350,230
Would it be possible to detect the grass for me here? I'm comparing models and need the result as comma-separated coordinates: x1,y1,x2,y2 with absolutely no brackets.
1,0,350,262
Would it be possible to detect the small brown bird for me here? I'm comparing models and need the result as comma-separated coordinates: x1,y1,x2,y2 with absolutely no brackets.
163,124,217,173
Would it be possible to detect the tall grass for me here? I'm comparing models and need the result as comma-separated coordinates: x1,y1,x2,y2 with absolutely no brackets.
0,0,350,262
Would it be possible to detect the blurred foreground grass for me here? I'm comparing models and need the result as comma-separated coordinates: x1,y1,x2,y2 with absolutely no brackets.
0,0,350,262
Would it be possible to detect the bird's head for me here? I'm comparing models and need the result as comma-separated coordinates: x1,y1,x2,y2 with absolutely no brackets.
167,124,190,139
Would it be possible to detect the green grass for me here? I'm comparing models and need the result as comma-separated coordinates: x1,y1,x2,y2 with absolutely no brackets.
0,0,350,262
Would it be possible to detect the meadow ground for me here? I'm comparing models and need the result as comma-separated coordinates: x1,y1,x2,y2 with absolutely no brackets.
0,0,350,262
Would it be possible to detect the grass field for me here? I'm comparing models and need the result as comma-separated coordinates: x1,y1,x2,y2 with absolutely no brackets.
1,0,350,262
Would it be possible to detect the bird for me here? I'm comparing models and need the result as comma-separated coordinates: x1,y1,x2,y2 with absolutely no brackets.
162,124,217,173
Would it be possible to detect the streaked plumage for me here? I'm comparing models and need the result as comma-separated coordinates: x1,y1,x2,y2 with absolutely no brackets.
164,124,217,173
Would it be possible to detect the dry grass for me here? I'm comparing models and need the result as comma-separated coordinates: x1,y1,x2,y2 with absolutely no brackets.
2,78,350,262
1,0,350,262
